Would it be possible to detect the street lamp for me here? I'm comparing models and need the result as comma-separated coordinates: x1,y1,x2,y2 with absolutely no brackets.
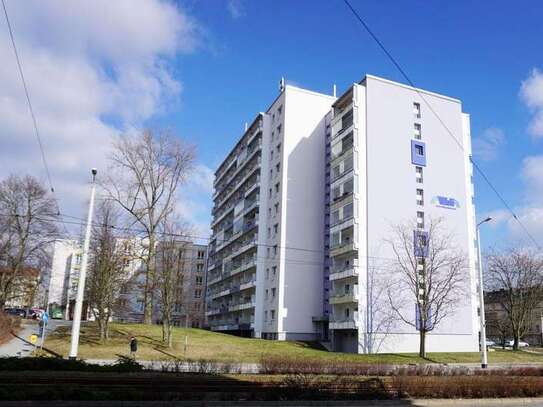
69,169,98,360
477,216,492,368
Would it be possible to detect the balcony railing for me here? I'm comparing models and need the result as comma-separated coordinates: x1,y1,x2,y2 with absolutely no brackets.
330,286,359,304
329,312,359,330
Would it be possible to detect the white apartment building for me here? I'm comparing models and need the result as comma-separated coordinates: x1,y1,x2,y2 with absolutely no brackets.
206,83,335,340
326,75,478,353
207,75,479,353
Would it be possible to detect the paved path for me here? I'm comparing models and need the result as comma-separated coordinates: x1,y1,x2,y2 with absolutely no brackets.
0,322,39,357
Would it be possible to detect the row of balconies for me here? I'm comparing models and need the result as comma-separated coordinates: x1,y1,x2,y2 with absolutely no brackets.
214,144,262,199
213,219,258,255
214,154,261,204
207,255,257,287
213,170,261,215
214,122,263,186
206,296,256,316
208,277,256,300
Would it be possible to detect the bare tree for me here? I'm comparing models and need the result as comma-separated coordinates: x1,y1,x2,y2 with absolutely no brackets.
86,201,133,341
485,248,543,350
0,175,58,307
386,217,467,358
102,130,195,324
155,219,193,347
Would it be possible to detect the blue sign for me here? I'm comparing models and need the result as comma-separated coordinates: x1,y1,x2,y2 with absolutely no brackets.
432,196,460,210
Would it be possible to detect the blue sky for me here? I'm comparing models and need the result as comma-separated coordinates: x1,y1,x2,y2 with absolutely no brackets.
1,0,542,248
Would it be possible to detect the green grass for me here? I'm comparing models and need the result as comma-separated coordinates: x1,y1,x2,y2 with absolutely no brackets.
42,322,543,364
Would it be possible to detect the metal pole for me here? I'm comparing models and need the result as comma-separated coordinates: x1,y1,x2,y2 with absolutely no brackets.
476,218,491,368
68,169,97,359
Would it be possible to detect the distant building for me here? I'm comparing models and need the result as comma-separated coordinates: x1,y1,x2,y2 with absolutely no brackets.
44,238,207,327
485,290,543,346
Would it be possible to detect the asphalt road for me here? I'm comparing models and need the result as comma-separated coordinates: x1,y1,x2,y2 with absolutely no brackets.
0,318,67,357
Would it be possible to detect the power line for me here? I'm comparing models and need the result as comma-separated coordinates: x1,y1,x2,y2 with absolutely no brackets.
341,0,542,250
1,0,69,235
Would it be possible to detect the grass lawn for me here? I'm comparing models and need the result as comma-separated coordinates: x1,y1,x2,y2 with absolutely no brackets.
42,322,543,364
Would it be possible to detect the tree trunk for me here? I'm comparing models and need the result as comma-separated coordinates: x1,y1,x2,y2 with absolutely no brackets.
104,319,109,341
168,324,173,348
513,331,520,351
143,234,156,325
419,330,426,358
98,318,106,342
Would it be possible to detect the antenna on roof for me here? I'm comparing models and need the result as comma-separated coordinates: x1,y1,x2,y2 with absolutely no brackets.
244,122,248,131
333,84,337,97
279,77,285,92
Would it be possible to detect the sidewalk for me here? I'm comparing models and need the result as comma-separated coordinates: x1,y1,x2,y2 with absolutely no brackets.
0,322,39,357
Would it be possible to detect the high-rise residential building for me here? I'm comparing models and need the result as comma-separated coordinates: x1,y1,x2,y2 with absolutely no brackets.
326,75,478,353
206,83,335,340
206,74,479,354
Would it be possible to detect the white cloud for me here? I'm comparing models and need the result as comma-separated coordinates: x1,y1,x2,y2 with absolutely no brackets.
521,155,543,203
520,68,543,139
0,1,207,232
472,127,506,161
227,0,246,19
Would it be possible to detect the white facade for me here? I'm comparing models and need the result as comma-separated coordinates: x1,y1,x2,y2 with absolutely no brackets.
206,84,335,340
327,75,478,353
207,74,479,354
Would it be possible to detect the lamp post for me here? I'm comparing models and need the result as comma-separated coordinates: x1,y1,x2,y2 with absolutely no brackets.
477,216,492,368
69,169,97,360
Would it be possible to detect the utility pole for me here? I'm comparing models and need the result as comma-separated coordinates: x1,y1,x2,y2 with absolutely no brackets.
477,217,492,368
69,169,97,360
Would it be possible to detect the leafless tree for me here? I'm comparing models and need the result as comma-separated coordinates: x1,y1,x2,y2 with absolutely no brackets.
485,248,543,350
485,309,512,349
155,218,194,347
86,201,134,341
0,175,59,307
386,217,467,358
102,130,195,324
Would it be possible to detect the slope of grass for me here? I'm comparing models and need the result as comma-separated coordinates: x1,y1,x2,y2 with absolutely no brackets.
43,322,543,364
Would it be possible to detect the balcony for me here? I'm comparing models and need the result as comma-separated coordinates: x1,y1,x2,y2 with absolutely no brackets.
330,241,357,257
214,152,262,200
329,286,359,304
330,261,359,281
329,312,359,330
229,298,256,312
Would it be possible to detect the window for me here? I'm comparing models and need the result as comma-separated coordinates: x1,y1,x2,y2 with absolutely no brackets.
414,123,421,140
276,163,280,173
274,223,278,235
194,289,202,298
417,211,425,229
277,124,282,134
274,202,279,214
269,169,273,180
265,289,269,300
416,166,423,183
273,245,278,256
197,264,204,272
266,268,269,279
416,189,424,206
269,188,272,198
198,250,205,259
345,308,350,318
268,207,272,218
276,143,281,153
411,140,427,166
196,276,203,285
413,102,421,118
271,310,276,320
264,310,268,321
267,248,271,258
270,150,274,160
267,227,271,238
272,266,277,276
137,299,144,312
271,288,276,298
277,105,282,115
275,182,280,194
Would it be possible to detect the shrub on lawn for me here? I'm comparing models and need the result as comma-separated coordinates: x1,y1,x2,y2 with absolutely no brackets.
260,356,543,376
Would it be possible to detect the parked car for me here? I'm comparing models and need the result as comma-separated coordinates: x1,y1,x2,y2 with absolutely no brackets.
485,338,496,347
4,307,27,318
50,308,64,319
506,339,529,348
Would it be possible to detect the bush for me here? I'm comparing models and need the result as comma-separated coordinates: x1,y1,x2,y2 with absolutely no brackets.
0,356,143,373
